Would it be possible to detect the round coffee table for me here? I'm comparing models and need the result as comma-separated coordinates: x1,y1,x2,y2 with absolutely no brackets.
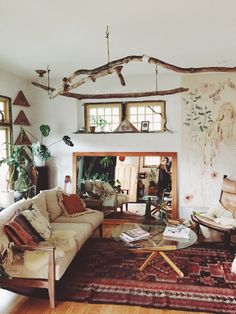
112,223,197,277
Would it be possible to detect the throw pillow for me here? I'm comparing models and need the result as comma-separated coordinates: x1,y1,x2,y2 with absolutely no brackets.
4,210,42,245
62,193,86,215
21,207,52,240
30,193,49,221
40,187,63,221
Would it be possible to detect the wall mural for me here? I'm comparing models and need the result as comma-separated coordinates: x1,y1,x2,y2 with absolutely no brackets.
181,74,236,210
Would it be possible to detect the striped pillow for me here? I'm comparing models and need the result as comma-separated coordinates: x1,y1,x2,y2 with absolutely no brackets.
4,210,43,245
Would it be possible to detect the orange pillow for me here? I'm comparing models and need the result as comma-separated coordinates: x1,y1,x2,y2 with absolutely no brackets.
62,194,86,215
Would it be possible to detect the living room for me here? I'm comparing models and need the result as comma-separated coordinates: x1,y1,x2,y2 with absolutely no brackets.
0,0,236,313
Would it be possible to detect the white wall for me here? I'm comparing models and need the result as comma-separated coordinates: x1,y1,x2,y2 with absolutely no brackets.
0,69,78,190
0,68,185,217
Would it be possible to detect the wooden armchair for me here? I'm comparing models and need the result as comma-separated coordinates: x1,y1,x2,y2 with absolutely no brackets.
192,175,236,245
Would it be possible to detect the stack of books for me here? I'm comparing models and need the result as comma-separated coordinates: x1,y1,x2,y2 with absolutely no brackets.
119,227,150,243
163,225,191,239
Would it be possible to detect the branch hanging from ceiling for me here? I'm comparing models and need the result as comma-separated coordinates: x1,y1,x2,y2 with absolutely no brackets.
58,87,188,100
32,54,236,100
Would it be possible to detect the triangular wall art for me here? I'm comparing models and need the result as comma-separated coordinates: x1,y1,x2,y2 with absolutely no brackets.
13,91,30,107
13,110,31,126
14,130,32,145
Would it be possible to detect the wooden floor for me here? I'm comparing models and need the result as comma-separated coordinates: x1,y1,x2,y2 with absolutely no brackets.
0,222,208,314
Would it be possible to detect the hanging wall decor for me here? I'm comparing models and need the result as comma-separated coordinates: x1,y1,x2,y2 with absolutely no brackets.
13,91,30,107
14,130,32,145
13,110,31,126
114,119,139,132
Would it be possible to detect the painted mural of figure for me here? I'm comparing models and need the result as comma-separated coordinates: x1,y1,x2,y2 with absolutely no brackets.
204,102,236,165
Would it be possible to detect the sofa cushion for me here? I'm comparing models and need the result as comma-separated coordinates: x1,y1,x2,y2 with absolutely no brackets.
40,187,63,221
4,210,42,245
23,230,77,272
62,193,86,215
51,222,93,250
21,207,52,240
5,241,77,281
54,209,104,231
30,193,49,221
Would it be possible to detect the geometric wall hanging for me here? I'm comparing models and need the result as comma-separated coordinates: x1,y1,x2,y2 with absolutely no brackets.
13,90,30,107
114,118,139,132
13,110,31,126
14,130,32,145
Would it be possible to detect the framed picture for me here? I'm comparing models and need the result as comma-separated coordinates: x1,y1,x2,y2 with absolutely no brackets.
141,121,149,132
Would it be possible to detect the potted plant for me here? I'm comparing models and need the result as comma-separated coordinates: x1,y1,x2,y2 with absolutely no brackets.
90,116,110,132
0,145,37,200
21,125,74,165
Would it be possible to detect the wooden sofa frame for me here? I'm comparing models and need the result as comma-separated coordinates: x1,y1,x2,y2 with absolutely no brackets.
0,223,103,308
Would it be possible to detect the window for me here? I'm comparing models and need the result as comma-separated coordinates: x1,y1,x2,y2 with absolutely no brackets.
126,101,166,131
0,96,12,190
85,102,122,132
84,100,166,132
143,156,161,168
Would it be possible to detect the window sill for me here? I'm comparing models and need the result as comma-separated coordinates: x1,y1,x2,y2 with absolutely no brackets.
73,130,166,134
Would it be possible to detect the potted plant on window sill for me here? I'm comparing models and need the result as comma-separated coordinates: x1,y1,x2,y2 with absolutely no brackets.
21,125,74,166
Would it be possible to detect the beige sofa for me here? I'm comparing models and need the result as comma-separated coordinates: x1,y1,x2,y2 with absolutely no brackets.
0,188,104,308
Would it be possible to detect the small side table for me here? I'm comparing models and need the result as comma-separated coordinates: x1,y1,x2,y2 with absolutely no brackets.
83,198,103,211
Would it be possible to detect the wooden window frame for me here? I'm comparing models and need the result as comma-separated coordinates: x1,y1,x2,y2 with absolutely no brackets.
125,100,166,132
84,102,122,132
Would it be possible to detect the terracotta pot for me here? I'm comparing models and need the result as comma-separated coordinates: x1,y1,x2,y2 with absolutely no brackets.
90,126,96,133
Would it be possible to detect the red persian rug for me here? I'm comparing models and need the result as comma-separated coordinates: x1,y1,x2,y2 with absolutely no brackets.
55,238,236,313
3,238,236,313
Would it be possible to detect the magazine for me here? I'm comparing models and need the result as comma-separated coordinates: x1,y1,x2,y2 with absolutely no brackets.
163,225,191,239
119,227,150,243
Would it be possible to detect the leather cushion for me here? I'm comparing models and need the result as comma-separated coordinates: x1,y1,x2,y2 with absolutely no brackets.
222,178,236,194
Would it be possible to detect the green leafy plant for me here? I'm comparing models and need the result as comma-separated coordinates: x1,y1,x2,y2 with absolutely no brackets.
21,125,74,161
100,157,113,168
90,116,110,131
0,145,36,195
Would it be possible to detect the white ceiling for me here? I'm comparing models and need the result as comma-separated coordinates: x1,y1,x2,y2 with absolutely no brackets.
1,0,236,82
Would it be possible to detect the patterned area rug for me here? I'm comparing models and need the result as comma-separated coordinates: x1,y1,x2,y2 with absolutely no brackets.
4,238,236,312
55,238,236,313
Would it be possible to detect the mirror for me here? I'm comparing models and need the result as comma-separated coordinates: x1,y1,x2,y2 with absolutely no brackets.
72,152,178,219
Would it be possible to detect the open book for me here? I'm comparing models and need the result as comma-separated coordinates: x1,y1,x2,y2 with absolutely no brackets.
163,225,191,239
120,226,150,243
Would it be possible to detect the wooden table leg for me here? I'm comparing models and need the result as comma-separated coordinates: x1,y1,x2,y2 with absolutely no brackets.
139,252,158,271
159,251,184,277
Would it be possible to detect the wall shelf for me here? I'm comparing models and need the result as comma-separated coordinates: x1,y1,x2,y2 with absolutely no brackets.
73,131,166,135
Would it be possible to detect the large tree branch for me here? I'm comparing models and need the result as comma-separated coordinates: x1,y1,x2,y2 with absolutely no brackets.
31,54,236,100
60,87,189,100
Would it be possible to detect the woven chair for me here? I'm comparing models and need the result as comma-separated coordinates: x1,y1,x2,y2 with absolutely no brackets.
191,175,236,246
